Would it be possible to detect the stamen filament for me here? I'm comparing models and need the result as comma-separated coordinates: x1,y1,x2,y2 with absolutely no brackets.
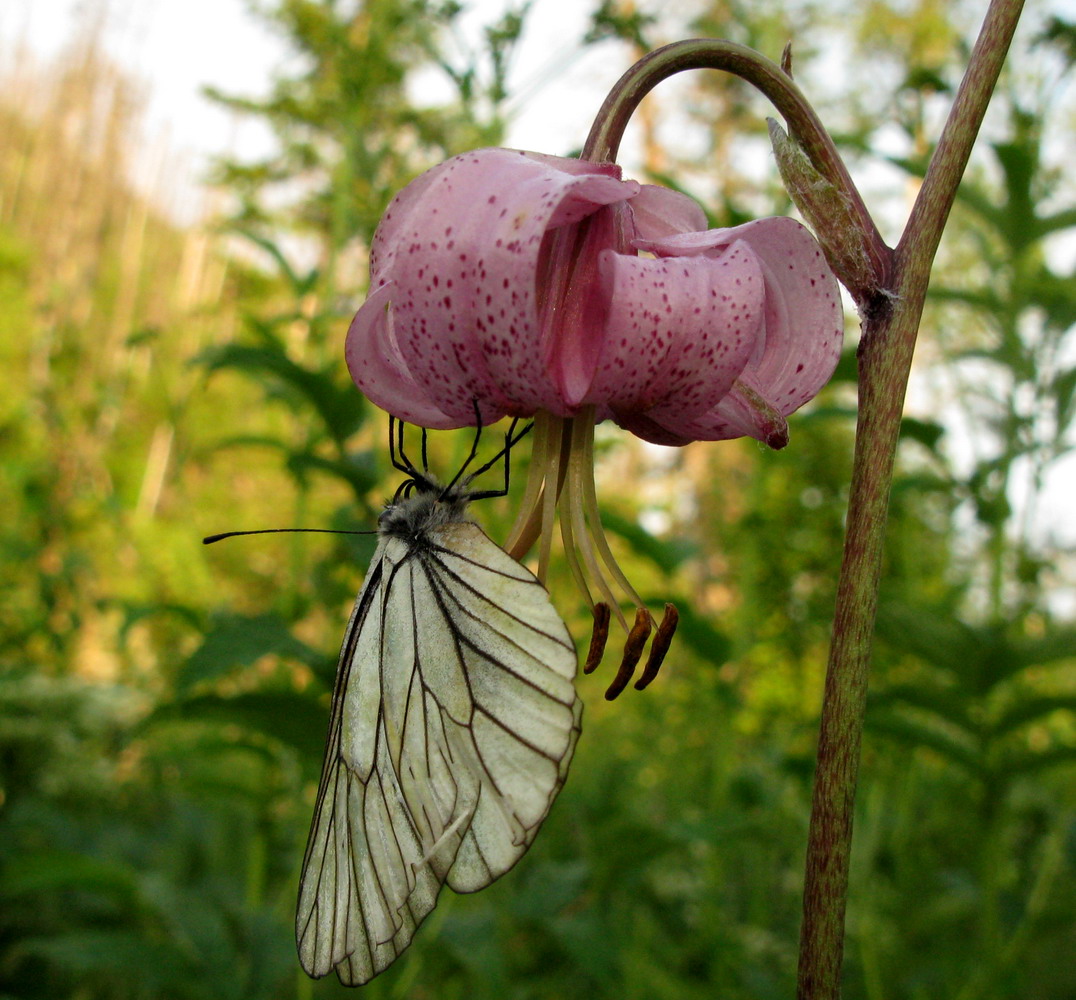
558,473,596,610
505,411,556,558
578,415,646,608
567,428,625,626
538,446,560,584
498,405,676,693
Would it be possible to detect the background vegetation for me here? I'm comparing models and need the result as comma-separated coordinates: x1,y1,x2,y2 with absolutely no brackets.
1,1,1074,997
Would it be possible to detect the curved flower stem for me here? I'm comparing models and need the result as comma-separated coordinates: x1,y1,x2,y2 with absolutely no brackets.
580,10,1022,998
797,2,1024,998
581,38,890,290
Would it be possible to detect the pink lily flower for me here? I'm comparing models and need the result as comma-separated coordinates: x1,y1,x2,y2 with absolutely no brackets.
345,148,843,690
346,148,842,448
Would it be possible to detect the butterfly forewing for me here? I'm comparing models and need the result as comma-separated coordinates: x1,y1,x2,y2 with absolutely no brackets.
296,508,581,986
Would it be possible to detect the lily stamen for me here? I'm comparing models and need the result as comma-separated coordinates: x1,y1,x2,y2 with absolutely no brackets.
635,604,679,691
604,607,653,701
583,603,611,675
505,407,678,698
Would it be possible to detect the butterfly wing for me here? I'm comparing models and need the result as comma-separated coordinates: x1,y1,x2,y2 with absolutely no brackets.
296,544,438,984
296,521,581,985
415,521,581,892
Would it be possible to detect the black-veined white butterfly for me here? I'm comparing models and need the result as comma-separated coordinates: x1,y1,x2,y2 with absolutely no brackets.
294,417,582,985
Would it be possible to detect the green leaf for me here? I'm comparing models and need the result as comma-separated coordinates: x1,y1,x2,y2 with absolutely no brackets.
866,709,983,776
998,745,1076,777
799,403,858,424
149,691,331,762
875,603,981,678
664,601,732,669
1001,626,1076,676
600,508,697,574
1,851,139,902
990,695,1076,739
117,602,203,641
868,682,974,734
1050,369,1076,437
196,342,364,445
891,472,956,497
899,417,945,453
829,347,859,384
231,228,320,296
285,448,381,498
177,614,322,694
19,931,192,989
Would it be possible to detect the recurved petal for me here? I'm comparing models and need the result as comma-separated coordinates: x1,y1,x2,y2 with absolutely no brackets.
637,216,844,441
368,148,637,425
628,184,709,241
581,242,764,425
345,283,490,429
368,163,443,286
653,375,791,447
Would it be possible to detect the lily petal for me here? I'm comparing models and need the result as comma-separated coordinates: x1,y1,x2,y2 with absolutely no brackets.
677,377,791,448
637,216,843,442
581,242,764,428
629,184,709,240
349,148,638,426
345,283,471,428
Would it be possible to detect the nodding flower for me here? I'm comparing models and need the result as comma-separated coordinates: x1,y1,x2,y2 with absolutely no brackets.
346,148,843,695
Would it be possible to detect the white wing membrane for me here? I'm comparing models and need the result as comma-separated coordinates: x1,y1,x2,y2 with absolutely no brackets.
296,519,581,985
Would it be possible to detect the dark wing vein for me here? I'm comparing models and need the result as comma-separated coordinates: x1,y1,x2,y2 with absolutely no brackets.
425,543,574,648
431,567,575,700
297,520,582,986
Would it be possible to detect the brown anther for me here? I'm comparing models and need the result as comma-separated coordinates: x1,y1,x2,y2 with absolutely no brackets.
604,606,652,701
583,602,611,674
634,603,678,690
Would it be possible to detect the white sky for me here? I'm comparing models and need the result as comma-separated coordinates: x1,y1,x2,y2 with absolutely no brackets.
0,0,635,218
0,0,265,203
4,0,1075,586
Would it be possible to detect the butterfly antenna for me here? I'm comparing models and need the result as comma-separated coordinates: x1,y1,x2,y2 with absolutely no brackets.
203,527,376,544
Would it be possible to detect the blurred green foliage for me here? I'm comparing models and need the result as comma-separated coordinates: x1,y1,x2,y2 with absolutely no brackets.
1,2,1075,998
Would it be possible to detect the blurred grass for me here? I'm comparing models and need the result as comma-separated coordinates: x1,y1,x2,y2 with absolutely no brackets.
1,6,1075,1000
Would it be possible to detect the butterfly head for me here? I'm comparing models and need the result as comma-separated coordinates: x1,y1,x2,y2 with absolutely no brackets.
378,474,473,539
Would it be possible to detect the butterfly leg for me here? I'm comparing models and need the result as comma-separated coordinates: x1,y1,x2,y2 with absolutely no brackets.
388,415,416,477
464,418,535,501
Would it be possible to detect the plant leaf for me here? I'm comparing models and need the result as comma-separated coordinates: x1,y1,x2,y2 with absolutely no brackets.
177,614,322,694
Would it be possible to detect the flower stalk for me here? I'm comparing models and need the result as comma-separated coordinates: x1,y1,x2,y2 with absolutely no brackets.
580,38,890,301
798,3,1024,997
568,12,1023,996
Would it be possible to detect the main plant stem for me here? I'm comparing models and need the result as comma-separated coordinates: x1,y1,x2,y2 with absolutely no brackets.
576,8,1022,994
797,2,1023,997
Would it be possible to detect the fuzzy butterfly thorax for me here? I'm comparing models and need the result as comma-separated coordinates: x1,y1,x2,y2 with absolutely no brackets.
377,478,472,540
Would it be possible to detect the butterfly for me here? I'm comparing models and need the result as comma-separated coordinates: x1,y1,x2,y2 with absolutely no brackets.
295,417,582,985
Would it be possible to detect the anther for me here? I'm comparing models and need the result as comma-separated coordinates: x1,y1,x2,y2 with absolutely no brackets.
584,603,611,674
604,606,652,701
634,603,678,690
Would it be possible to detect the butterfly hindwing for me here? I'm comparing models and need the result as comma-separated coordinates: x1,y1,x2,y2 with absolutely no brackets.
420,523,580,892
296,517,581,985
